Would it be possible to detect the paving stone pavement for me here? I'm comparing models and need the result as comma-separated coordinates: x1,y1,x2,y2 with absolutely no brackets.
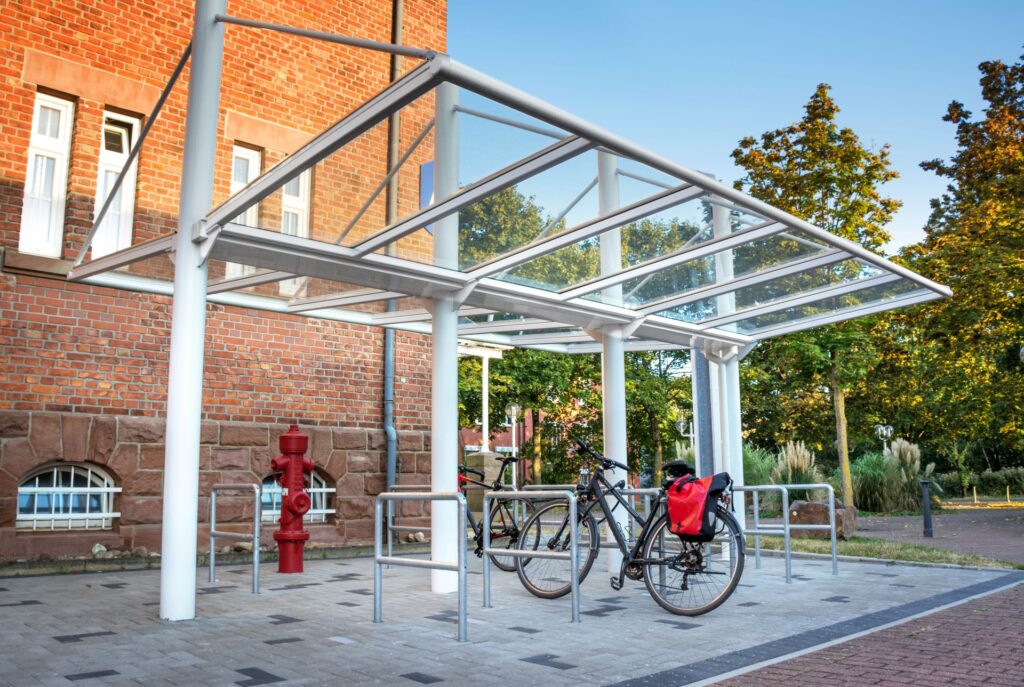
717,583,1024,686
0,552,1019,686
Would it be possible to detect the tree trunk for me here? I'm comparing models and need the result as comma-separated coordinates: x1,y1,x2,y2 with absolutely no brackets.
531,409,543,484
652,416,663,485
832,359,854,510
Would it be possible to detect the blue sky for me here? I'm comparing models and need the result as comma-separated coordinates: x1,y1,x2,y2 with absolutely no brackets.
448,1,1024,251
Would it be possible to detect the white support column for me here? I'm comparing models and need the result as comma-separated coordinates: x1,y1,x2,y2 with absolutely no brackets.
480,356,489,453
159,0,225,622
711,201,745,525
431,81,460,593
723,354,746,529
597,151,628,574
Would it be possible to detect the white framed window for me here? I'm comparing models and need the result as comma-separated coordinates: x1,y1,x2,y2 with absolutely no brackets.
19,92,75,258
17,463,121,530
279,170,312,296
92,111,140,258
261,472,335,524
225,144,262,278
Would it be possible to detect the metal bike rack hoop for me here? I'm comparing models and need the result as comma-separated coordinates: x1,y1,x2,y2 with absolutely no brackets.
482,489,581,624
374,491,469,642
736,482,838,582
209,483,262,594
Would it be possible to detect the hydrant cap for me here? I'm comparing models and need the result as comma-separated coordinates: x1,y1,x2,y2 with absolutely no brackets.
279,424,309,454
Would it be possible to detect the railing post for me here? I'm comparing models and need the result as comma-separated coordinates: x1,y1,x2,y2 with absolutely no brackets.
457,493,467,642
209,490,217,584
374,497,383,623
482,492,492,608
827,485,838,575
569,493,580,624
252,484,261,594
781,486,791,584
752,489,761,569
920,479,934,539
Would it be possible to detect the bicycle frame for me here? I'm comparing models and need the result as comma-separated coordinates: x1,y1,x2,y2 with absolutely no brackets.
458,458,523,547
586,471,667,568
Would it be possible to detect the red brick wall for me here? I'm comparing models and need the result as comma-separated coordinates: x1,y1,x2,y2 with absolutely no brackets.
0,0,447,559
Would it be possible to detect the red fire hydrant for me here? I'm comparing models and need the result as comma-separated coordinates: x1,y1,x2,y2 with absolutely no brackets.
271,425,314,573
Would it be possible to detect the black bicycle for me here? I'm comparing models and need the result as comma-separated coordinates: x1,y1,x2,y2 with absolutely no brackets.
458,455,534,572
514,438,745,615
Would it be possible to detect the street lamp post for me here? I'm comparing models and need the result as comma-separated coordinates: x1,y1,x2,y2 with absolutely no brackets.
874,423,894,453
504,402,521,487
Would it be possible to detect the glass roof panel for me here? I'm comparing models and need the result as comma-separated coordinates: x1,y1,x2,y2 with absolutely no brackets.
483,191,717,293
455,88,572,190
658,258,886,324
727,280,926,335
583,228,830,308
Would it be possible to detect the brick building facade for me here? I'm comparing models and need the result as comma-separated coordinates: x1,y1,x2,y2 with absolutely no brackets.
0,0,446,559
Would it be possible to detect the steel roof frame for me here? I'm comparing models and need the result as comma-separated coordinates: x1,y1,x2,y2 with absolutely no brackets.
68,52,950,355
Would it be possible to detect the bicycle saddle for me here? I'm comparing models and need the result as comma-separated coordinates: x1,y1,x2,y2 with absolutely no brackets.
494,455,519,462
663,460,696,478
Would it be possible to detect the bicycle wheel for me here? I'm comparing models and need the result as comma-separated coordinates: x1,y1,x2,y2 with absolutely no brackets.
515,501,598,599
487,498,534,572
641,505,744,616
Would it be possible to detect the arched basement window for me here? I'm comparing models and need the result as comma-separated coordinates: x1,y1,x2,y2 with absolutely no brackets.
261,471,335,524
17,463,121,530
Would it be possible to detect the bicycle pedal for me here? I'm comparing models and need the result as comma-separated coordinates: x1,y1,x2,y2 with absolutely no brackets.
609,576,623,591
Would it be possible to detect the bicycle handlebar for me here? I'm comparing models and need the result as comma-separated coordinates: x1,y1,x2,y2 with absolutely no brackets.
458,464,484,479
571,436,628,472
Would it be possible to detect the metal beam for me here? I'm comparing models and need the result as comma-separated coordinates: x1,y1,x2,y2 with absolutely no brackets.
215,14,436,60
468,184,704,279
374,305,493,325
67,235,175,281
508,331,590,346
457,318,559,335
352,135,594,256
203,58,443,230
208,223,469,297
697,273,904,330
566,340,688,354
453,104,564,140
639,249,849,316
207,269,293,294
286,288,405,313
559,220,786,300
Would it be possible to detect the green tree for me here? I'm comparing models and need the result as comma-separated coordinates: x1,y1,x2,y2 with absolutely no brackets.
732,84,901,508
625,350,691,484
899,51,1024,468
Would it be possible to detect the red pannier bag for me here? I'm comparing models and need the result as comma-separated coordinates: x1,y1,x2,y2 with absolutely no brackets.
666,472,732,542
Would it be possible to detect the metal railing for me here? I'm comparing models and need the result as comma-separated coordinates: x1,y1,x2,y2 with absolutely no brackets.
737,482,838,583
209,483,262,594
482,490,581,624
374,491,469,642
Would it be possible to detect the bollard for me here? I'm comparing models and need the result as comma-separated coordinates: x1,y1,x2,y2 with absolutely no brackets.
920,479,933,538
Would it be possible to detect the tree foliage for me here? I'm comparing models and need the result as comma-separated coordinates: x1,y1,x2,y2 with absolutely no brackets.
892,52,1024,468
732,84,902,507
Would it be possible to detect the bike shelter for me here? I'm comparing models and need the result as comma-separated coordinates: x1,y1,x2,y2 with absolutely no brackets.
67,2,952,621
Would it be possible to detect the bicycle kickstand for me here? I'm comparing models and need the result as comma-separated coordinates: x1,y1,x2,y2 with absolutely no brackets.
609,557,630,591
